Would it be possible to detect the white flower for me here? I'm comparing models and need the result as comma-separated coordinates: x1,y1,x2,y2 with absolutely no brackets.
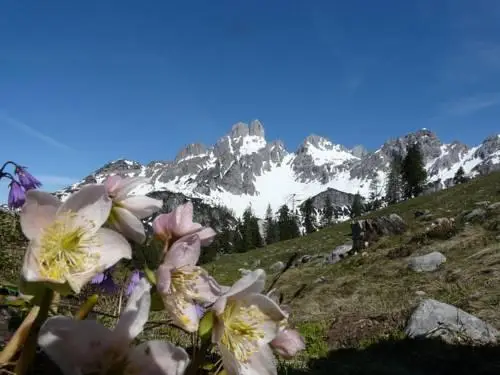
104,176,163,244
211,269,287,375
38,278,190,375
156,234,223,332
20,185,132,295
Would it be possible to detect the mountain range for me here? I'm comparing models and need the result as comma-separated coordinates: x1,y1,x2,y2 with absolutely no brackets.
55,120,500,219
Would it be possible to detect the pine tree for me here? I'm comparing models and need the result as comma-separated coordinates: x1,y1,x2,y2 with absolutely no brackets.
322,195,334,226
385,152,403,205
401,143,427,199
264,204,279,245
351,192,363,218
277,204,300,241
301,198,316,234
453,166,468,185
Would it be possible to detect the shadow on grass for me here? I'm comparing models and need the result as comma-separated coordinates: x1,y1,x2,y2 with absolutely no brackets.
282,337,500,375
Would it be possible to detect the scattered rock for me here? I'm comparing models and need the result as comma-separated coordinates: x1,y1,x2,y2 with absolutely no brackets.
405,299,499,345
426,217,457,239
326,243,353,264
475,201,491,207
414,209,430,218
251,259,261,268
351,214,407,251
314,276,327,284
487,202,500,211
463,208,487,223
415,290,426,296
269,261,285,273
408,251,446,272
238,268,251,276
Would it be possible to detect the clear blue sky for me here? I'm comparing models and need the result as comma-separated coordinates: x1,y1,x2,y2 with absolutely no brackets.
2,0,500,198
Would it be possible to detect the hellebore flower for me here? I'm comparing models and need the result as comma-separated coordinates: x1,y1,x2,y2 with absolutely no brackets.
211,269,287,375
19,185,132,295
156,233,223,332
15,165,42,190
38,278,190,375
152,201,216,247
126,270,145,296
104,175,163,244
8,180,25,209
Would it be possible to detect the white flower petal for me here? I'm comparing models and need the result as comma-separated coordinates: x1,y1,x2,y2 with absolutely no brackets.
93,227,132,269
128,341,190,375
225,269,266,300
242,293,287,323
163,234,201,269
240,344,277,375
38,316,114,375
58,184,112,231
20,190,60,240
163,294,200,332
190,268,223,304
114,177,150,201
119,196,163,219
219,344,241,375
114,278,151,342
109,206,146,244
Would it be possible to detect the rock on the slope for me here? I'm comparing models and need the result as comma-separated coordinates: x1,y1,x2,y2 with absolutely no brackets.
326,243,353,264
487,202,500,211
408,251,446,272
269,261,285,273
300,188,356,214
405,299,499,345
463,208,487,223
351,214,407,251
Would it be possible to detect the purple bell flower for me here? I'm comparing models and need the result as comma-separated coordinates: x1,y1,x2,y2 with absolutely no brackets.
91,269,119,294
8,181,25,209
15,166,42,190
126,270,145,296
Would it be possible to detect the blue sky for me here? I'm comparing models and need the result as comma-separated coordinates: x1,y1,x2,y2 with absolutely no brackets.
2,0,500,199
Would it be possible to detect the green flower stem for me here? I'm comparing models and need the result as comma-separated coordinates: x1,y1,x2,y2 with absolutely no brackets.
14,288,54,375
0,305,40,365
75,294,99,320
186,339,211,375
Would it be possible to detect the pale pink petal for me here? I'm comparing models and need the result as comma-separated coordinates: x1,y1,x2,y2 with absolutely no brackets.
20,190,60,240
270,329,305,359
225,269,266,300
92,227,132,270
163,234,201,269
189,269,223,304
173,202,202,236
109,206,146,244
196,227,217,246
212,296,228,318
240,344,278,375
104,175,122,195
57,184,112,231
114,278,151,342
218,344,240,375
152,213,174,240
114,177,150,201
119,196,163,219
156,264,172,295
127,341,190,375
38,316,114,375
163,294,200,332
242,293,287,323
212,304,226,343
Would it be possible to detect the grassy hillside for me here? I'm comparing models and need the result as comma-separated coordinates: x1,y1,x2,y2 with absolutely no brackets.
1,172,500,374
204,171,500,373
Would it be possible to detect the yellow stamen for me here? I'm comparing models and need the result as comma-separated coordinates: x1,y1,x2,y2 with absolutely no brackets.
38,212,99,282
220,301,267,362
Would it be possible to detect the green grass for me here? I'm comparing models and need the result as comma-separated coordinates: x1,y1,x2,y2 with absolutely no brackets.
1,171,500,374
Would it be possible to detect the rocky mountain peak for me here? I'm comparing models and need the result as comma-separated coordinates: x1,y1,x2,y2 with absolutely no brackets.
230,122,250,138
351,145,369,158
175,143,208,162
249,119,265,138
303,134,334,150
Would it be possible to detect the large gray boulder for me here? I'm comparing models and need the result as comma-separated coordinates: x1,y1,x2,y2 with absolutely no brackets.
405,299,499,345
408,251,446,272
351,213,407,250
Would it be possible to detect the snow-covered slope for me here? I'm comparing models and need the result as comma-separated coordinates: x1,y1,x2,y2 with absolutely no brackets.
55,121,500,218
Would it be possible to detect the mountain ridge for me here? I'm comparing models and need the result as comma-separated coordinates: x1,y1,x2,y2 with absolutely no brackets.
55,120,500,218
